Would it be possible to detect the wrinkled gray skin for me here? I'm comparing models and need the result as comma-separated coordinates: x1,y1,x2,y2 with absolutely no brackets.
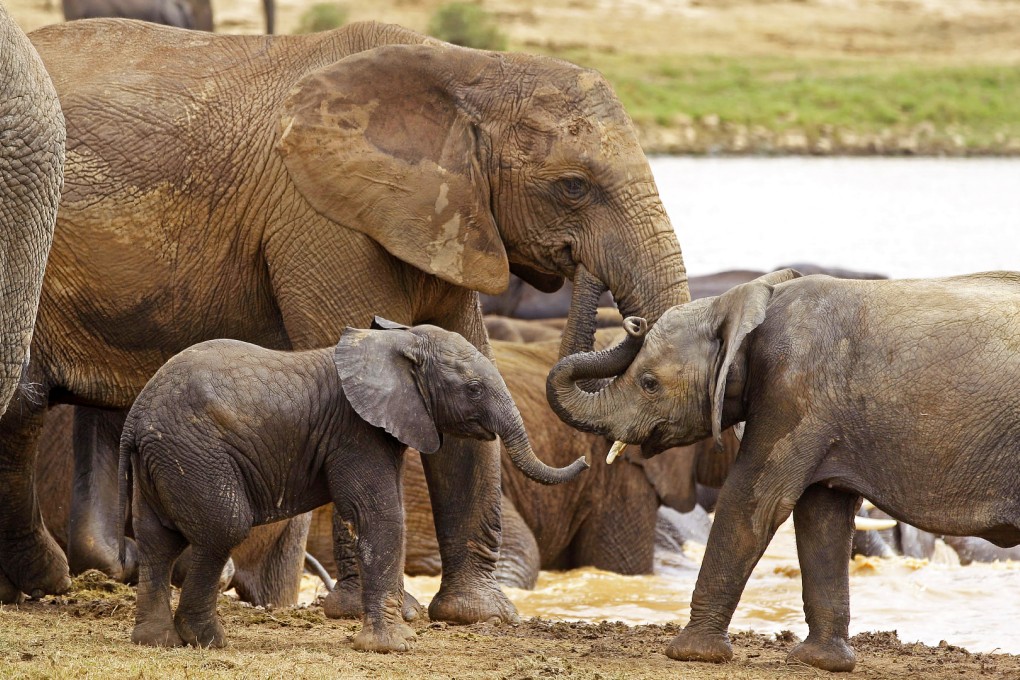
14,21,687,622
548,270,1020,673
0,2,65,604
122,321,586,651
63,0,274,33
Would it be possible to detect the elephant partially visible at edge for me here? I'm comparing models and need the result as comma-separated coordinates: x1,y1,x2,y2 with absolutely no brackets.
0,2,65,603
548,270,1020,672
7,20,689,618
62,0,274,34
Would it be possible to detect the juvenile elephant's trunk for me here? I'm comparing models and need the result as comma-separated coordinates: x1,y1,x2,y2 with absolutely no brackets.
546,317,648,435
496,404,589,485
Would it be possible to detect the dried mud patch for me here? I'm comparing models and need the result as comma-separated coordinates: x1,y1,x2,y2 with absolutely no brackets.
1,575,1019,678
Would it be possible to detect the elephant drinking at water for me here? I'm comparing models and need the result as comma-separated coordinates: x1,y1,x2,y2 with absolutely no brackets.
5,20,689,617
548,269,1020,672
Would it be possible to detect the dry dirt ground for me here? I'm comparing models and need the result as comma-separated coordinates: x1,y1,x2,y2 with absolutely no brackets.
1,571,1019,679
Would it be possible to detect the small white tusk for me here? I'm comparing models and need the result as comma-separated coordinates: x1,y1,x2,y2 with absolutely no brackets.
733,422,745,442
861,499,877,511
854,516,897,531
607,440,628,464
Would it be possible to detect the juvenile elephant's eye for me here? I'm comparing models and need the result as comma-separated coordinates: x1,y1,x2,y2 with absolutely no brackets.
466,380,484,400
640,374,660,394
558,176,589,201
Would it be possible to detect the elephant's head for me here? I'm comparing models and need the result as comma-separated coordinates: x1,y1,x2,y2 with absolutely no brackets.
277,31,688,357
333,317,588,485
547,270,802,456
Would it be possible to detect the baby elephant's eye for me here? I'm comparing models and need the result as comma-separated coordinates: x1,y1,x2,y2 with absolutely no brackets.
640,374,660,394
466,380,484,400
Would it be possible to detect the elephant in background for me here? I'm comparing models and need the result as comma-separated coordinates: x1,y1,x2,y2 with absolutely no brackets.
548,270,1020,672
0,1,65,602
62,0,274,33
482,265,886,320
11,21,689,618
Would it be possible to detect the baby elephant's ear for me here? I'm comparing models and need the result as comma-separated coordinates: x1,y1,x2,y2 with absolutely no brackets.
334,328,441,454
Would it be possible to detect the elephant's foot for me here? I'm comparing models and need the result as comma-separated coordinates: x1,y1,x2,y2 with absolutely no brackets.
0,529,72,598
70,536,138,584
132,618,184,647
427,579,519,625
174,612,227,649
665,627,733,664
788,637,856,672
322,581,423,622
352,620,416,653
0,569,25,604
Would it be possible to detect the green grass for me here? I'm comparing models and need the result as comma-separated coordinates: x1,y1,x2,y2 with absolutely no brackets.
526,48,1020,152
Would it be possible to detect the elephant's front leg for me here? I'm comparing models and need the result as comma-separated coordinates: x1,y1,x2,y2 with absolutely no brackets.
323,505,423,621
329,447,415,652
788,484,857,672
0,377,71,600
67,407,137,581
667,429,816,664
421,435,518,624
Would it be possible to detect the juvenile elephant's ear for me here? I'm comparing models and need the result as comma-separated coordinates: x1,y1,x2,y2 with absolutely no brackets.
334,327,441,454
709,269,801,448
277,44,509,295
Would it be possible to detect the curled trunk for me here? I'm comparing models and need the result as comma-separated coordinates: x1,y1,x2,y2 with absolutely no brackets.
546,318,647,435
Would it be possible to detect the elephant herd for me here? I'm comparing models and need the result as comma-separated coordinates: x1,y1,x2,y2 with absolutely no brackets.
2,4,1019,675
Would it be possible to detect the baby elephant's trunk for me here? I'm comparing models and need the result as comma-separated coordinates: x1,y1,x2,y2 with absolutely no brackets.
497,405,589,485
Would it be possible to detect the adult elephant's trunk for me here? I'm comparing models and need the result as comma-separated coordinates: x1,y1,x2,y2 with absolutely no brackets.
546,317,648,435
496,401,589,485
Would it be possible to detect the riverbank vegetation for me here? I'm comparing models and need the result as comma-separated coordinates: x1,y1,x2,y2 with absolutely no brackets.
534,48,1020,155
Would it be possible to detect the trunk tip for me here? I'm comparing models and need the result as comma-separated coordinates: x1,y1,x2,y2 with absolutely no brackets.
624,317,647,338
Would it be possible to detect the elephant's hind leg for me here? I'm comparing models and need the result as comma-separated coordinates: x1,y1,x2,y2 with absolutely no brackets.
787,485,857,673
174,543,234,648
131,495,186,647
0,380,71,600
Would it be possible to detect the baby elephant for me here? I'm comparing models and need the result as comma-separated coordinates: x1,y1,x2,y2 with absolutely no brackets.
120,318,587,651
548,270,1020,672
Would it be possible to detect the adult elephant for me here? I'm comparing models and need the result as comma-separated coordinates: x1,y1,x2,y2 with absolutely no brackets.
6,21,689,618
306,331,739,590
62,0,274,34
0,1,65,602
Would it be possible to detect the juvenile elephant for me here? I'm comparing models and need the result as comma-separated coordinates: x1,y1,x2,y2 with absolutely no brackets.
10,20,688,614
548,270,1020,672
123,320,586,650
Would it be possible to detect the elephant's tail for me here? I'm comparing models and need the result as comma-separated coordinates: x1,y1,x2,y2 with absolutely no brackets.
117,417,134,568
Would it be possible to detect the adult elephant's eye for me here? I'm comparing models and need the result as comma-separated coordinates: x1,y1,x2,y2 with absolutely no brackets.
640,373,659,394
558,176,589,202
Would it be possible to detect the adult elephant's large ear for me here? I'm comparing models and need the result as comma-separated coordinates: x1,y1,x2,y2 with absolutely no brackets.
334,327,441,454
277,44,509,295
708,269,802,448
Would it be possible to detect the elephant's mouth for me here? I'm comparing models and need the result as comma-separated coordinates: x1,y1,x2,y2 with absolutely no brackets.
638,424,674,459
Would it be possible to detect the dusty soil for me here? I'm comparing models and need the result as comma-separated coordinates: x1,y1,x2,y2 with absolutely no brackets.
1,571,1018,679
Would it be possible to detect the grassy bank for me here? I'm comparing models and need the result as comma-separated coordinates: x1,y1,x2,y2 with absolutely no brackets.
529,47,1020,155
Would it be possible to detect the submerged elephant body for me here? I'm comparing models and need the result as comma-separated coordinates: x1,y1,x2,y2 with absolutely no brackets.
5,20,687,611
549,270,1020,672
123,323,585,651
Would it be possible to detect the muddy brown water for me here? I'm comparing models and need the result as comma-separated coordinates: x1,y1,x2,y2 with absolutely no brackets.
297,519,1020,654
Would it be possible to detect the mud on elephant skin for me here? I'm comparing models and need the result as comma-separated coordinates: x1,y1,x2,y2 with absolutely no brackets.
9,20,689,617
307,330,741,592
122,321,586,650
549,270,1020,672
